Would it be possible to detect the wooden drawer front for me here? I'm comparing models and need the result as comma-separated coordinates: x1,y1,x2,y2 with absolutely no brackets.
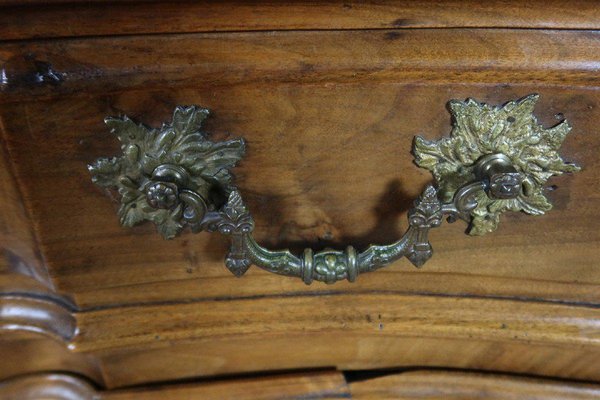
0,27,599,387
1,29,597,306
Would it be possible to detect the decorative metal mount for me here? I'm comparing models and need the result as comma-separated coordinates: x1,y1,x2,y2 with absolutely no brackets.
88,106,245,239
89,95,580,284
413,94,581,235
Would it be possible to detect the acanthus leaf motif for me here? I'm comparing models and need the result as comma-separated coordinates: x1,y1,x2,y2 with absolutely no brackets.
89,106,245,239
413,94,580,235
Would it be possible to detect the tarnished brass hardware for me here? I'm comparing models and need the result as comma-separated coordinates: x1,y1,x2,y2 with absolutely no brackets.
413,94,580,235
89,95,580,283
88,106,245,239
474,154,523,200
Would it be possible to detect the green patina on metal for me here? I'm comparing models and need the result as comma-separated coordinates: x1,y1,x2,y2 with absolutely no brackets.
88,106,245,239
89,95,580,283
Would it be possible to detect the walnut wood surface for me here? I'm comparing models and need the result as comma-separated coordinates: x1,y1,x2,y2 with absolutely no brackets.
0,373,97,400
0,29,598,310
350,370,600,399
104,371,348,400
2,0,600,41
0,330,103,385
2,370,600,399
0,118,50,286
0,272,102,384
0,21,599,389
3,29,600,103
74,293,600,388
0,371,348,400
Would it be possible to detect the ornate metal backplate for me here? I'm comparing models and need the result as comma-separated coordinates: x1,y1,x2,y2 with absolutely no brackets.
89,95,580,284
413,94,580,235
88,106,245,239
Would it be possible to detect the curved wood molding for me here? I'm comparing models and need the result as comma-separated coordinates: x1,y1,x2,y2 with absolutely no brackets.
0,373,97,400
0,332,104,388
4,369,598,399
0,274,76,343
2,0,600,41
0,371,347,399
0,295,76,342
3,30,600,104
0,275,102,385
350,370,600,399
102,371,348,400
73,292,600,387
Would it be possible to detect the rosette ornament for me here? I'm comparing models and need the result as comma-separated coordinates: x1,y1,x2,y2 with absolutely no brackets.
413,94,580,235
88,106,245,239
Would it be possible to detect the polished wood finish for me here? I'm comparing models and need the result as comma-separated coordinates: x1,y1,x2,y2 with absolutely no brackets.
0,29,598,310
0,0,599,394
3,370,600,399
74,293,600,388
0,283,75,342
3,29,600,103
0,119,50,286
0,273,102,384
0,373,97,400
0,371,348,400
105,371,348,400
3,83,598,306
2,0,600,41
350,370,600,399
0,333,101,384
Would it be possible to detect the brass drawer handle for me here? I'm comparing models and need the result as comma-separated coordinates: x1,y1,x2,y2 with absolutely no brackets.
89,95,580,284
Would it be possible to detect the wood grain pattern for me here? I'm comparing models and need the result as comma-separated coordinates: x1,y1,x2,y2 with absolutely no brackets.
0,116,50,286
0,29,598,310
0,331,103,385
104,371,348,400
2,0,600,41
72,293,600,387
0,80,597,309
3,29,600,104
0,371,347,400
350,370,600,399
3,369,599,399
0,20,599,389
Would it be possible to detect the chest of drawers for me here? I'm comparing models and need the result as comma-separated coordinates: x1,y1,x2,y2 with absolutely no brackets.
1,1,599,398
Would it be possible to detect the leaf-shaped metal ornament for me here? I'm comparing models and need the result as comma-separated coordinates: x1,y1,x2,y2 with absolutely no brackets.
89,106,246,239
89,97,581,284
413,94,580,235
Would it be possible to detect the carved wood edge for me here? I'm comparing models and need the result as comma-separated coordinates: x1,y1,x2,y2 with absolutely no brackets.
0,373,98,400
348,370,600,399
0,273,76,343
0,273,99,387
0,371,349,400
0,119,90,380
2,369,598,400
4,0,600,43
